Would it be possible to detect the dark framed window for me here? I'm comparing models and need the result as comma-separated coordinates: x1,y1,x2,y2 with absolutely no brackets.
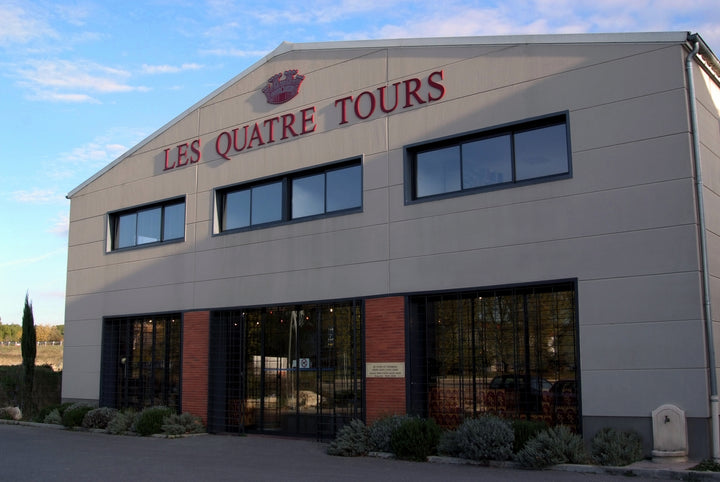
217,159,362,233
208,300,363,439
407,282,579,431
100,314,182,411
109,198,185,250
408,113,570,201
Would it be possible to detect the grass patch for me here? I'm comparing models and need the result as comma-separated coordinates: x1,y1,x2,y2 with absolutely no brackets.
0,345,63,371
0,345,63,419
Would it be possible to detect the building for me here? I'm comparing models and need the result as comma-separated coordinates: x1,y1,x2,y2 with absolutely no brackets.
64,32,720,457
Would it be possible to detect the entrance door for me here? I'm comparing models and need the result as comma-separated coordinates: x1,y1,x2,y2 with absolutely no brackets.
208,302,363,438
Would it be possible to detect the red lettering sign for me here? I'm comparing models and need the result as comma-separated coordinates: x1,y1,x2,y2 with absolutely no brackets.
165,70,446,170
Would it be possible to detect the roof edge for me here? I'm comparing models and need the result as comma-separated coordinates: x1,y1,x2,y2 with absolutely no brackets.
66,31,697,199
67,40,296,198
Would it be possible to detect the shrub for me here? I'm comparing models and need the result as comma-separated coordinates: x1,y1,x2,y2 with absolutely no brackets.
368,414,411,452
591,428,643,466
135,406,174,436
512,419,548,453
516,425,588,469
35,402,73,423
106,410,137,435
161,412,205,435
82,407,119,430
0,406,22,420
437,429,462,457
691,459,720,472
43,408,62,425
61,402,94,428
327,419,370,456
454,416,514,462
390,417,441,462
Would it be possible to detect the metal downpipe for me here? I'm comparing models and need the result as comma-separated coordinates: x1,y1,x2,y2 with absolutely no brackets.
686,33,720,461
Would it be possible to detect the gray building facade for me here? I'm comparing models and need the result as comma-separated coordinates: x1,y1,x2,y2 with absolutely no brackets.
64,32,720,457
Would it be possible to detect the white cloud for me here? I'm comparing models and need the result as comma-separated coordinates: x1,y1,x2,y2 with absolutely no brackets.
141,63,204,74
0,2,56,46
48,212,70,237
0,248,65,269
46,129,146,181
200,48,271,57
14,58,150,103
12,189,65,204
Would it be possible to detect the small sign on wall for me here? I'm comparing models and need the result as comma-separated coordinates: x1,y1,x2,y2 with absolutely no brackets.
366,362,405,378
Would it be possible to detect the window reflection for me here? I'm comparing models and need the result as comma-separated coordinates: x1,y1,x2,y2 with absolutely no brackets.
327,165,361,212
515,124,568,181
137,207,161,244
224,189,251,230
219,159,362,231
408,284,578,431
410,115,569,200
416,145,461,197
112,199,184,250
251,182,283,224
462,134,512,188
292,174,325,218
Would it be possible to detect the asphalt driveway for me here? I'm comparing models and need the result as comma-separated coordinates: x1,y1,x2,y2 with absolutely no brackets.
0,423,661,481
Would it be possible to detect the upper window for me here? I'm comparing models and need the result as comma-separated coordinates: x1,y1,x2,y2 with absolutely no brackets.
408,114,570,201
110,198,185,251
217,159,362,233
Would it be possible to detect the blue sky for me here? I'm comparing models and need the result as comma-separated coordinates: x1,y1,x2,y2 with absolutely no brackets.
1,0,719,326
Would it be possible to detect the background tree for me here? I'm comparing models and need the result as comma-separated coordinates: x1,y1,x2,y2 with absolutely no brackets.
21,292,37,414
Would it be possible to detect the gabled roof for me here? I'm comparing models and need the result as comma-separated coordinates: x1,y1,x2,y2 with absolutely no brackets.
66,31,715,199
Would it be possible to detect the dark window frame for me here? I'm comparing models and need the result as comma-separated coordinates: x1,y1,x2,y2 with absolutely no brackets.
216,157,363,234
404,112,571,203
99,312,183,412
108,197,186,251
406,279,580,431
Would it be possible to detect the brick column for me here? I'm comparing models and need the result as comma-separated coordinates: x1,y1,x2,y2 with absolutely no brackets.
365,296,406,424
182,310,209,424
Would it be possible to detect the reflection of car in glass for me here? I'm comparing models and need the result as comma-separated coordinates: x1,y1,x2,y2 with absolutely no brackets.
487,374,551,413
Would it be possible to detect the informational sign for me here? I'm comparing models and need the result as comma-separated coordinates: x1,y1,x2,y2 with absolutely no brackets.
366,362,405,378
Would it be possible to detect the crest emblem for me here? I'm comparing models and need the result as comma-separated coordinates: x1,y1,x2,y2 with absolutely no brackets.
262,69,305,104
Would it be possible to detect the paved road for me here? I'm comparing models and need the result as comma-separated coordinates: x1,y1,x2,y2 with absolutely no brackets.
0,423,658,481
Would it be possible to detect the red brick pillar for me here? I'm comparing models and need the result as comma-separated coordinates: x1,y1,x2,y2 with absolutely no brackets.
182,310,209,424
365,296,406,424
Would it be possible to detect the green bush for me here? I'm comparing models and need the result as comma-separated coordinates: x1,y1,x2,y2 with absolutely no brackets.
368,414,411,452
43,408,62,425
516,425,587,469
327,419,370,456
454,416,514,462
82,407,119,430
61,403,94,428
437,429,462,457
390,417,441,462
591,428,643,466
512,419,548,453
161,412,205,435
691,459,720,472
106,409,137,435
135,406,175,436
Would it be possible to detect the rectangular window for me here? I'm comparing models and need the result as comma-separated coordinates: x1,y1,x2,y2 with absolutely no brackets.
407,282,578,431
408,114,570,201
110,198,185,251
100,314,182,411
217,158,362,233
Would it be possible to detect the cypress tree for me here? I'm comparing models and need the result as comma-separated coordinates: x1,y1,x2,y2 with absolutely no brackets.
21,292,37,414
